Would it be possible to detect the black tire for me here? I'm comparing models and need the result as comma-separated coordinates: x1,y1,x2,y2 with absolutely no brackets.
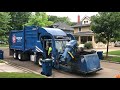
13,51,18,59
38,57,42,67
18,52,23,61
34,57,42,66
18,52,30,61
34,53,43,66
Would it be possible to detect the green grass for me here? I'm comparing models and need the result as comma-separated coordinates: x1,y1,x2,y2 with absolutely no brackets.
0,72,46,78
0,44,9,47
104,56,120,62
0,60,4,63
104,50,120,56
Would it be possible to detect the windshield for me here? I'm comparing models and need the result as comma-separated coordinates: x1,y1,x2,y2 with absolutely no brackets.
55,40,69,53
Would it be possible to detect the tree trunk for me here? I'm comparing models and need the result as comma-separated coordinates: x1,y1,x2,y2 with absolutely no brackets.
106,40,109,58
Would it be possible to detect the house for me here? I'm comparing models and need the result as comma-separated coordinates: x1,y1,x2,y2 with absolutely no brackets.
50,22,74,34
71,15,95,48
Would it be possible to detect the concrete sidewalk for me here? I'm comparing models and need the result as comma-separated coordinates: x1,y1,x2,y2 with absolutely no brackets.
0,62,24,72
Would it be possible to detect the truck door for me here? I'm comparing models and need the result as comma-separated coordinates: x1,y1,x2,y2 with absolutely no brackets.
39,33,56,59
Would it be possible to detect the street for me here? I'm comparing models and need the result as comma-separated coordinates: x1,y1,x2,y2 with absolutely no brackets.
1,47,120,78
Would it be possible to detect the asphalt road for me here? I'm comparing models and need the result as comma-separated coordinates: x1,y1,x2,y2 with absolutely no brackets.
1,47,120,78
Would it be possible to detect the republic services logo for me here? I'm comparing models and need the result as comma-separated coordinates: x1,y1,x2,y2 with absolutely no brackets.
12,34,16,43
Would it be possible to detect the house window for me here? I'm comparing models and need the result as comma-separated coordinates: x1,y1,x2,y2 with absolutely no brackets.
81,36,92,44
88,36,92,41
78,27,81,32
84,21,88,24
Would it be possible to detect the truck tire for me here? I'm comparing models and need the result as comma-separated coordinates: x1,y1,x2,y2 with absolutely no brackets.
13,52,18,59
38,58,42,66
18,52,22,60
34,53,43,66
18,52,30,61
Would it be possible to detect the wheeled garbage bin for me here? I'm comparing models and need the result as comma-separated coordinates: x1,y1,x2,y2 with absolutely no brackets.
41,59,53,76
0,50,4,59
97,51,103,60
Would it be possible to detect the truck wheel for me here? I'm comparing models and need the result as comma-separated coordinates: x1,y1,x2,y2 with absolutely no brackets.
13,52,18,59
18,53,22,60
38,58,42,66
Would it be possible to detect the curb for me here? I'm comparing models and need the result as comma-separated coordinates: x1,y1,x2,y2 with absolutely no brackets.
3,60,47,78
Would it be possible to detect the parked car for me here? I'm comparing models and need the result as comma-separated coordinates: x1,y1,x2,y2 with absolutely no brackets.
114,41,120,47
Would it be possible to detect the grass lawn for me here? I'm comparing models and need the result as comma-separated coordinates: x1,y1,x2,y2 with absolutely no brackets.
0,72,46,78
104,50,120,56
104,56,120,62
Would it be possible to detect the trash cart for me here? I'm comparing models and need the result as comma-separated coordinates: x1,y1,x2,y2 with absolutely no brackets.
97,51,103,60
41,59,53,76
0,50,4,59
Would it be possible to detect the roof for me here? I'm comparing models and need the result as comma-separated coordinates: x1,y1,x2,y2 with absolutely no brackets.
74,31,94,36
81,16,90,21
71,22,82,28
52,22,74,31
42,27,67,36
71,16,91,28
24,26,67,36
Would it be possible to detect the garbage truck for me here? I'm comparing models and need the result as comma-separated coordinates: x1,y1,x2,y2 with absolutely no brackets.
9,26,102,74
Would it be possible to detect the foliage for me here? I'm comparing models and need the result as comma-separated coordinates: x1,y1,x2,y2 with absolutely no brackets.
91,12,120,57
25,12,53,27
10,12,31,30
84,42,93,49
0,12,11,43
48,15,72,25
0,60,4,63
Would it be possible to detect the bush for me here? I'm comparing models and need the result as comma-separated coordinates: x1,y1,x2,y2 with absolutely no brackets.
84,42,93,49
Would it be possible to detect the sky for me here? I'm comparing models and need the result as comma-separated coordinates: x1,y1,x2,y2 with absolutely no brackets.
46,12,98,22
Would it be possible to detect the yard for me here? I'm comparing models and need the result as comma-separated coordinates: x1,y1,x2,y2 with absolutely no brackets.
104,56,120,62
104,50,120,62
0,72,46,78
107,50,120,56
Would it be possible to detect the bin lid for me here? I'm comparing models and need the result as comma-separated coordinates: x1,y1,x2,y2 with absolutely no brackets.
0,50,3,53
97,51,103,53
41,58,53,62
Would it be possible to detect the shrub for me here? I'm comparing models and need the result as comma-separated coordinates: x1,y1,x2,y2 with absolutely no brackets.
84,42,93,49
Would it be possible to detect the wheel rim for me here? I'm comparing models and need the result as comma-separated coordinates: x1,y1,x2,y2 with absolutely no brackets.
13,53,16,58
38,58,42,66
18,54,21,60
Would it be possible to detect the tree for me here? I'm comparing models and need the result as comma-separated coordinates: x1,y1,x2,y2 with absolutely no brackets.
91,12,120,57
0,12,11,43
48,15,72,25
25,12,53,27
10,12,31,30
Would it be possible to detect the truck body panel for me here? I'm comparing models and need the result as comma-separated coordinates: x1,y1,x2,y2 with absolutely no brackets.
9,30,24,51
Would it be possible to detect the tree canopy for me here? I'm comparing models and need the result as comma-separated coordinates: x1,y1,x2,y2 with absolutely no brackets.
25,12,53,27
10,12,31,30
91,12,120,57
48,15,72,25
0,12,11,42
